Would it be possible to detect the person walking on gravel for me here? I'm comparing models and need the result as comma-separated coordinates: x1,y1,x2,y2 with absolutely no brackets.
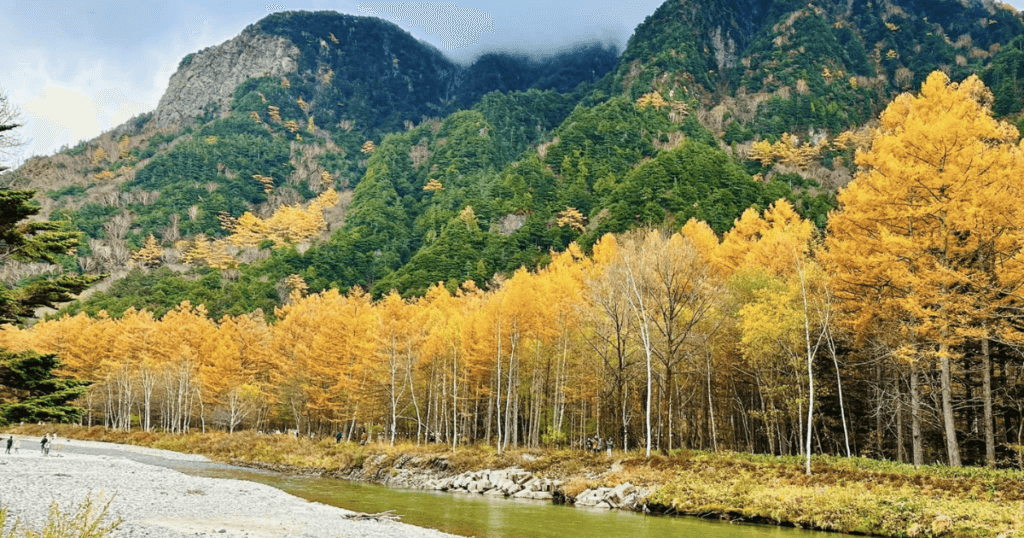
40,436,48,456
5,436,11,454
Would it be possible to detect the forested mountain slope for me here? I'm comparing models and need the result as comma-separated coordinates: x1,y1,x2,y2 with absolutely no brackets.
4,0,1024,319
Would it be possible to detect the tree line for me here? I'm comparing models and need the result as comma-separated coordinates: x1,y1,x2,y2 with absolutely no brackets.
3,72,1024,468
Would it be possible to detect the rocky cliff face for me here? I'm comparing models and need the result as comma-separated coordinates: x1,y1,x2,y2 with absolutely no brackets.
153,27,300,129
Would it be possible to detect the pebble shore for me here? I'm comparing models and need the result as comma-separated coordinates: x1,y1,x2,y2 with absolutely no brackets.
0,436,460,538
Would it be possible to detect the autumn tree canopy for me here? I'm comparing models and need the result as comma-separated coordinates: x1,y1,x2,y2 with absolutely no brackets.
825,72,1024,466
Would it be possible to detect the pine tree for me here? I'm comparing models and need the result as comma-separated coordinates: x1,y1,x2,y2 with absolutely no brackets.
0,349,89,424
0,190,101,324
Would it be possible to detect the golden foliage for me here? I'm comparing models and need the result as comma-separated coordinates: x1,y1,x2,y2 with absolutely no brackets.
118,135,131,159
249,111,262,124
826,72,1024,345
252,174,275,195
556,207,587,232
361,140,377,154
749,134,823,169
423,178,443,192
94,170,115,180
131,235,163,268
177,235,236,270
217,211,237,233
267,106,281,123
284,120,300,133
227,189,339,248
92,146,107,165
458,206,477,227
635,91,668,110
285,274,308,298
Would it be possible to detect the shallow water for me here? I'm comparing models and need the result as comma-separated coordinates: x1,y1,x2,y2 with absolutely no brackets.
57,440,841,538
184,466,838,538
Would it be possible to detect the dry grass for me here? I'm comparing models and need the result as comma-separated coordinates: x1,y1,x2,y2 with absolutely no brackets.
12,425,1024,537
0,494,121,538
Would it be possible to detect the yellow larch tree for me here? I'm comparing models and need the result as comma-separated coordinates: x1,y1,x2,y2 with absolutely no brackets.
824,72,1024,467
132,235,163,268
92,146,107,165
118,135,131,159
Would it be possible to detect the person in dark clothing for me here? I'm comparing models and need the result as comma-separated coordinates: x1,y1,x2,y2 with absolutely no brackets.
40,436,47,455
5,436,11,454
335,432,342,444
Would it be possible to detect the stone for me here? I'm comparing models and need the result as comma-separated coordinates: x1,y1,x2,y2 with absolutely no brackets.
512,489,533,499
153,28,301,129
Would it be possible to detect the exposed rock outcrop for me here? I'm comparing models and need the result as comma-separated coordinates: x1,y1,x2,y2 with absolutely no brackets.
153,27,300,129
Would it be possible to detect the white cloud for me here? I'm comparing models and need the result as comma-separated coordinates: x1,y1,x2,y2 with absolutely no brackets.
6,55,152,161
1,3,255,165
357,2,495,50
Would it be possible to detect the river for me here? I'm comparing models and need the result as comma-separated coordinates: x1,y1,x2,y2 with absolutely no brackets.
59,440,841,538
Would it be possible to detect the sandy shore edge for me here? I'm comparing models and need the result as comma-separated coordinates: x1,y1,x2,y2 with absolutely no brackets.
0,435,460,538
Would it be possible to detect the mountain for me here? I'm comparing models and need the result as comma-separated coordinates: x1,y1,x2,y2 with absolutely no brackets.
616,0,1024,137
5,1,1024,320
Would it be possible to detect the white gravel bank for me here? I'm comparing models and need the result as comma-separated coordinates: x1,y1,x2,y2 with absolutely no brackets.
0,437,459,538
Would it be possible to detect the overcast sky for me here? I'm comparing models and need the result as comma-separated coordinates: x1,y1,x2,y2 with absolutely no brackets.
2,0,1023,166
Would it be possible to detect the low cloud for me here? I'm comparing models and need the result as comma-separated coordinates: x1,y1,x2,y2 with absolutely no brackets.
357,2,495,49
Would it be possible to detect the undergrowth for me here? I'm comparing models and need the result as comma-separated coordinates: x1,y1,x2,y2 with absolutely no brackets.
0,495,121,538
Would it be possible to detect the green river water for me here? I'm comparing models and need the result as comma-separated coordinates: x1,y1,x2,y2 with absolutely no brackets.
185,466,840,538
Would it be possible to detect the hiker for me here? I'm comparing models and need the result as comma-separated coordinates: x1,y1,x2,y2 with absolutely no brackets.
5,436,11,454
335,432,342,444
360,431,368,446
40,436,47,456
606,436,613,457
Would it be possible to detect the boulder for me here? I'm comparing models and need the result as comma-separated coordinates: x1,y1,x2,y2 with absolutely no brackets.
512,488,533,499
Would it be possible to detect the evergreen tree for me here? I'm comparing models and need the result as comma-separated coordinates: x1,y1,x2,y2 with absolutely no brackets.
0,93,101,324
0,349,89,424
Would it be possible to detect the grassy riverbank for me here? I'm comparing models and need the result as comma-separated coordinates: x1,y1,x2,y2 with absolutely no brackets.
8,425,1023,538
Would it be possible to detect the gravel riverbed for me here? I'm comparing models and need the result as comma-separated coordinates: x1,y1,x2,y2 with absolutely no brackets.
0,435,460,538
